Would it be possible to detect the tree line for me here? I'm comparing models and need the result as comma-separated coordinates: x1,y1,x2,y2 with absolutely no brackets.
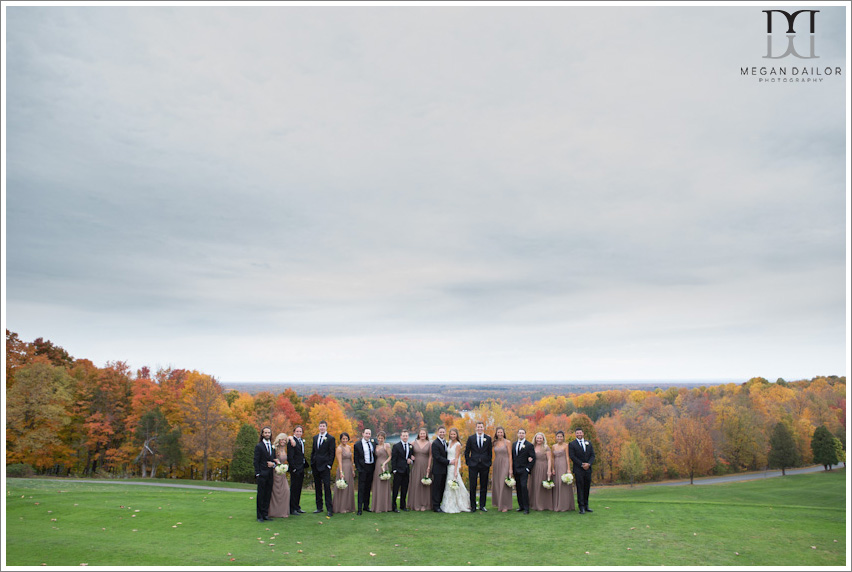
5,330,846,484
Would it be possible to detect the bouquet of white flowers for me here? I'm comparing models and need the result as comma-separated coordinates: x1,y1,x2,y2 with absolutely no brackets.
379,471,392,481
560,472,574,485
274,463,288,475
421,477,433,485
335,478,348,489
505,476,516,487
449,480,459,491
542,479,555,489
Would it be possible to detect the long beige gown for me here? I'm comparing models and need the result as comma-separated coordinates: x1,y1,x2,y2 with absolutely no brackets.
552,445,576,512
371,444,393,513
527,447,553,511
267,449,290,518
407,439,432,511
332,447,355,514
490,441,513,511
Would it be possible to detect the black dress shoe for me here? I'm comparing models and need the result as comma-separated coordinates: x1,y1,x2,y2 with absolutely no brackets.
313,509,323,514
579,508,586,514
297,509,306,514
363,508,372,512
516,508,524,512
402,508,410,512
327,511,333,517
257,518,265,523
480,507,488,512
524,509,530,514
357,510,362,515
290,511,300,516
264,517,274,521
585,508,593,512
433,508,444,513
392,509,400,513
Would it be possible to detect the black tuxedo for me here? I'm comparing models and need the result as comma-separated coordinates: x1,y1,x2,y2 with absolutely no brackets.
287,436,307,513
311,432,336,512
430,438,449,510
390,440,415,510
253,439,276,520
464,433,492,510
512,439,536,511
353,438,377,511
568,438,595,510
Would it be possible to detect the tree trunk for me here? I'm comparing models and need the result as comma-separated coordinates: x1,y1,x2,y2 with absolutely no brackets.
781,467,786,476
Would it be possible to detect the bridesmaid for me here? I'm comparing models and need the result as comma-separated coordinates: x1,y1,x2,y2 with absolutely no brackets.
527,432,554,511
407,428,433,511
371,431,393,513
332,432,355,514
267,433,291,518
490,427,514,512
551,430,576,512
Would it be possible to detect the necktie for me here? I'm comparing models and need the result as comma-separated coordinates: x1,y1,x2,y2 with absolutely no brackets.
299,438,304,453
581,440,586,452
319,434,324,447
404,443,409,457
478,436,483,448
266,441,271,456
367,441,373,463
517,441,522,455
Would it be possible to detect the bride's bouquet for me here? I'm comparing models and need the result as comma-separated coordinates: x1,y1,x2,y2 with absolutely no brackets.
542,479,555,489
505,476,516,488
421,476,433,485
449,480,459,491
335,478,348,489
560,472,574,485
274,463,289,475
379,471,392,481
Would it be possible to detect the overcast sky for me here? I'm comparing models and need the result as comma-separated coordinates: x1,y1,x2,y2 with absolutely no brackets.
3,4,849,383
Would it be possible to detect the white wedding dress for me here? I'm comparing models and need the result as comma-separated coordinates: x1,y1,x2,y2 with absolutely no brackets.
440,443,472,513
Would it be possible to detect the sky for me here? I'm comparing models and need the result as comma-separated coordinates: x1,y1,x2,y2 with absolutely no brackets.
3,3,850,384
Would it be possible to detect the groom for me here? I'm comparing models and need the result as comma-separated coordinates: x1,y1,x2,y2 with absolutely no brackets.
569,427,595,514
430,427,449,512
464,421,492,512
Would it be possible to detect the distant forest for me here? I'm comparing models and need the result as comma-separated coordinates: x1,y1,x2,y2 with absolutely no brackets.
6,330,846,486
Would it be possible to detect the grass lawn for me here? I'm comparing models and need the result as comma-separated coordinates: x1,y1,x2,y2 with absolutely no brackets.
3,470,847,567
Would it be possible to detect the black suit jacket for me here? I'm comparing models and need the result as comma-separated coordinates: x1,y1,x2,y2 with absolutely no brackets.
254,440,276,478
512,440,536,474
287,437,307,474
391,441,415,474
568,439,595,472
353,438,377,474
464,433,493,469
430,438,449,476
311,433,336,472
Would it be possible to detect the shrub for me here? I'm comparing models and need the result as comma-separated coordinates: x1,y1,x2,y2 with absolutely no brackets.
7,463,34,478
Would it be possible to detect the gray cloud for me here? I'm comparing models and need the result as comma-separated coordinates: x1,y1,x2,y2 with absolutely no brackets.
4,5,847,382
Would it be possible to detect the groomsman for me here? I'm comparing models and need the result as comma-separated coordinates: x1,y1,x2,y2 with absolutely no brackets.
464,421,492,512
287,425,307,515
354,428,376,515
311,421,335,517
569,428,595,514
253,427,276,522
430,427,450,512
390,429,415,512
512,428,535,514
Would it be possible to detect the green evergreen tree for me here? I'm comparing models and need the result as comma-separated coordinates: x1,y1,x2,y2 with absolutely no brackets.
811,425,839,470
230,424,259,483
833,437,845,468
767,422,799,476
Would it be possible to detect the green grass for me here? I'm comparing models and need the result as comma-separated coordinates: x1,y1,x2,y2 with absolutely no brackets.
4,471,847,567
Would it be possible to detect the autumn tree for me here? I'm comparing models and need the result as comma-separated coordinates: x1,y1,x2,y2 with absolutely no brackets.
180,371,233,480
767,422,800,476
619,440,646,485
6,362,74,471
670,416,715,484
811,425,839,470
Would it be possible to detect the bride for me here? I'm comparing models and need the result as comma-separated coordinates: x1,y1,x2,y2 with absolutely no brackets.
440,428,472,513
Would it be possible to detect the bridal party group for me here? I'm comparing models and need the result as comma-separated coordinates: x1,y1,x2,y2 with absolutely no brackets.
254,420,596,521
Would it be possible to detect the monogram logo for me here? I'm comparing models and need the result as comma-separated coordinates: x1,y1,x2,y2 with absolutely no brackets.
762,9,819,59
